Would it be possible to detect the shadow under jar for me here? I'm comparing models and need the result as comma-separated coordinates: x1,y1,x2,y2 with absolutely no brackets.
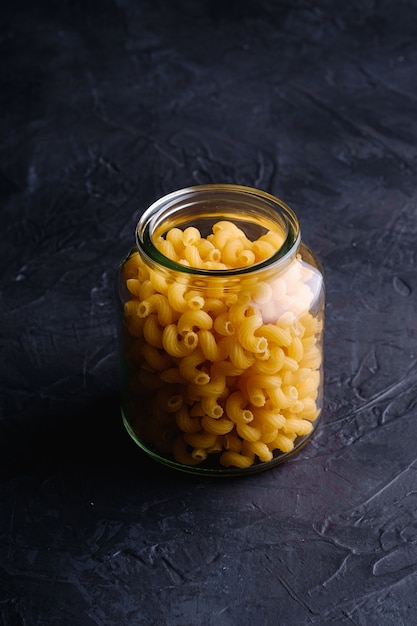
116,184,325,475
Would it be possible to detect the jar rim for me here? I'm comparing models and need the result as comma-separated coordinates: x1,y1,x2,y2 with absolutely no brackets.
136,184,301,277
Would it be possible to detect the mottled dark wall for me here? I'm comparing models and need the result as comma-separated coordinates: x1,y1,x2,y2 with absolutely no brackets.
1,1,417,624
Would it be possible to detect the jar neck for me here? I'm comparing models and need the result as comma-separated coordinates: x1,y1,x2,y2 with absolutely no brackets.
136,184,301,277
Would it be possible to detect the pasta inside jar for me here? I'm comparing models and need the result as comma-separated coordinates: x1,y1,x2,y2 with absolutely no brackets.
117,185,324,475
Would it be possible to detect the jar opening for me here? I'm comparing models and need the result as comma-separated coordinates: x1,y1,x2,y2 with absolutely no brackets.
136,184,300,277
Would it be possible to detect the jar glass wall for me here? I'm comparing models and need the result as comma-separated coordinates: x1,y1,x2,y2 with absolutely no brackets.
116,185,324,475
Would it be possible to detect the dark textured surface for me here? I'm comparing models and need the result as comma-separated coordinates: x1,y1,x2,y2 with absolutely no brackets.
1,1,417,624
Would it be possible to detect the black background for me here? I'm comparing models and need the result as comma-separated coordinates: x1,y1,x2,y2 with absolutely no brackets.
1,1,417,624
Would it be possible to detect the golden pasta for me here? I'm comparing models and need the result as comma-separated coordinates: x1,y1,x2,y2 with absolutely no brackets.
219,451,254,468
177,310,213,334
201,415,234,435
197,329,228,362
167,282,190,313
120,216,324,470
142,315,164,348
175,405,201,433
201,395,224,418
237,315,267,354
162,324,197,357
225,391,254,425
178,348,210,385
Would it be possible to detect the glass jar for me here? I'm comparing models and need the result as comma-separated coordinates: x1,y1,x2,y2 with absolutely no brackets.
116,184,324,475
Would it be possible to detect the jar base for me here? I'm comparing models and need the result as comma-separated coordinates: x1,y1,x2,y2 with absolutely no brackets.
122,408,320,477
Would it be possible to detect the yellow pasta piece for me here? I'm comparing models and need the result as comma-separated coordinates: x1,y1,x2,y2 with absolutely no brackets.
220,451,254,468
156,387,183,413
189,402,205,417
166,227,185,255
212,220,245,235
175,405,201,433
299,346,322,370
269,385,299,410
187,375,227,402
179,348,210,385
209,223,245,251
198,329,228,362
206,436,224,454
172,437,202,466
237,249,255,266
137,279,155,301
201,415,234,435
300,397,320,421
141,344,173,371
196,238,217,260
251,406,286,430
126,278,143,298
206,247,222,263
162,324,197,358
213,312,235,336
296,372,321,399
184,290,205,311
182,226,201,246
300,312,322,335
124,309,146,337
191,448,208,461
211,359,245,378
302,334,318,351
184,245,205,268
289,400,305,414
167,282,191,313
286,336,304,362
202,277,227,299
241,373,281,407
177,310,213,334
258,428,279,445
142,314,164,349
124,299,141,317
270,433,295,453
221,238,245,267
225,391,253,424
282,417,313,436
156,238,179,261
237,314,267,354
123,251,142,279
281,356,299,372
228,302,257,327
201,395,224,418
148,269,171,295
236,422,262,442
159,367,188,384
256,323,292,347
246,346,285,375
184,430,218,449
252,240,276,262
242,440,273,462
225,336,256,369
201,298,227,315
258,230,284,249
224,433,242,452
183,331,199,350
138,294,175,326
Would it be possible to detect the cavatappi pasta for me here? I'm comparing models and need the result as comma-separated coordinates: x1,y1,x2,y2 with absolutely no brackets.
121,220,323,469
